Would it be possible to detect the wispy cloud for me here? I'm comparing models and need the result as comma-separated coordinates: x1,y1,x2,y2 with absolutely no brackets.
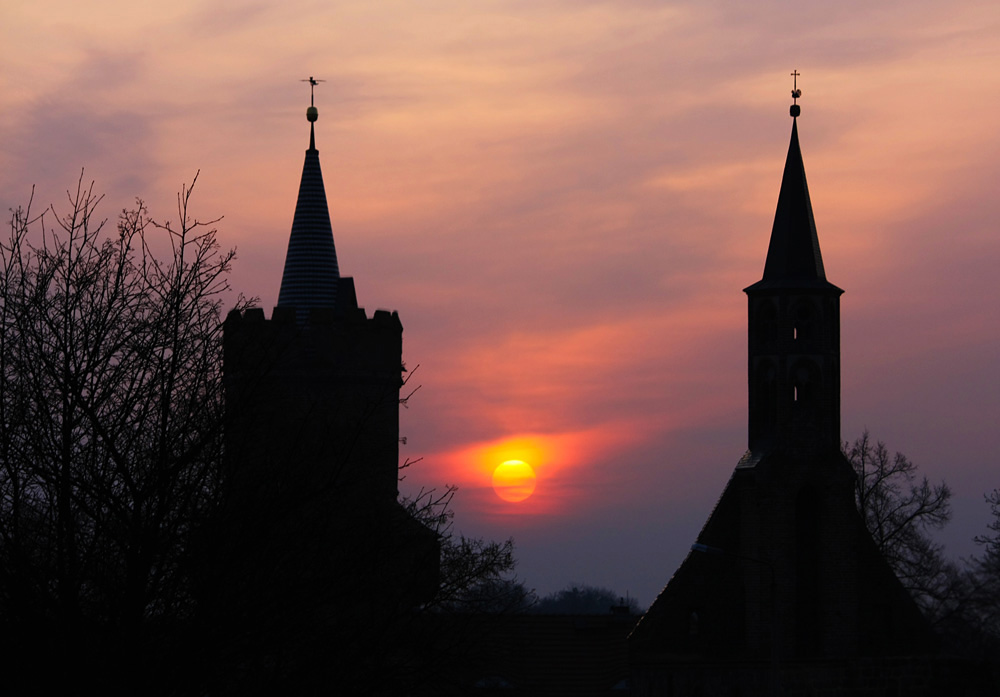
4,0,999,604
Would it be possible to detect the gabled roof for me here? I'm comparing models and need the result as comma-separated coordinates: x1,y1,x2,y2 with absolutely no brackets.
745,117,841,294
276,121,341,314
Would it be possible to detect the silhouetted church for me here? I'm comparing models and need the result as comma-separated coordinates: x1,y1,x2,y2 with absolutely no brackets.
223,96,413,517
207,91,438,689
628,94,981,695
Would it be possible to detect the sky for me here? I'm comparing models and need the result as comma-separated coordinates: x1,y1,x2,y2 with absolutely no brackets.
3,0,999,607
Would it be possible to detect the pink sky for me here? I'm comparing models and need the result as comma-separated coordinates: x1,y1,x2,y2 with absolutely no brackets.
4,0,999,605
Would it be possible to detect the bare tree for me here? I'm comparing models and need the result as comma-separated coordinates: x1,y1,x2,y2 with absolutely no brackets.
0,175,528,695
532,584,642,615
0,174,243,694
975,490,1000,574
966,491,1000,641
914,490,1000,663
846,430,955,617
403,482,529,614
382,481,531,694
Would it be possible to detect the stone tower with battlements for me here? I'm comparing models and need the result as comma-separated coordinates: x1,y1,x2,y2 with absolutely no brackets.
210,96,438,667
224,95,406,510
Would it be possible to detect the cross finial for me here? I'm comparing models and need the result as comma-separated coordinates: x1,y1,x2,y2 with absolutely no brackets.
301,76,325,107
790,70,802,117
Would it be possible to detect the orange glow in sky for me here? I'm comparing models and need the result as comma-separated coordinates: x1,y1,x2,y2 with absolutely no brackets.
428,425,650,522
439,434,557,506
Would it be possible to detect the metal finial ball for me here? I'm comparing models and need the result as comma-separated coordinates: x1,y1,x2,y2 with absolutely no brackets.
790,104,801,117
306,106,319,122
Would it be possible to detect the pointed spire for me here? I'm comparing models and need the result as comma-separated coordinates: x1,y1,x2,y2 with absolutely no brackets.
761,118,825,282
747,78,839,291
276,88,340,316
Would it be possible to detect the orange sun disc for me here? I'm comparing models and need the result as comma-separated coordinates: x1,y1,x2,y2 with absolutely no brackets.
492,460,537,503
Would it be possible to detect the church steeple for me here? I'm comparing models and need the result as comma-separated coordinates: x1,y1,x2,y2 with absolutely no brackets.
758,118,828,286
276,82,341,317
744,81,844,456
749,76,838,291
630,77,941,688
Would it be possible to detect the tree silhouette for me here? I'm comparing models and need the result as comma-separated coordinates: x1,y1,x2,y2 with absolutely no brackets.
404,482,528,612
974,490,1000,607
0,176,529,696
959,490,1000,655
532,583,641,615
846,430,958,619
0,174,244,694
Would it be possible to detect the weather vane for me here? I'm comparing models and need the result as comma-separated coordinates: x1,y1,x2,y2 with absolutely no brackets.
301,76,325,107
790,70,802,117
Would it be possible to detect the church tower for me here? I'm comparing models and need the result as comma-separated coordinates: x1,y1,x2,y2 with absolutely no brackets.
210,87,439,673
744,93,843,457
223,87,403,504
629,80,936,696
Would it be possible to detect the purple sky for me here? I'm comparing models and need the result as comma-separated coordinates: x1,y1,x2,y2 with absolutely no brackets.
4,0,999,606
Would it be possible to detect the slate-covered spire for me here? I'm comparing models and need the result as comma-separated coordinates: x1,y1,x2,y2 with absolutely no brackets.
276,95,340,315
758,117,826,285
746,82,840,292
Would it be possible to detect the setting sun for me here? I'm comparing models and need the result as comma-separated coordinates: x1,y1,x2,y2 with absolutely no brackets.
492,460,537,503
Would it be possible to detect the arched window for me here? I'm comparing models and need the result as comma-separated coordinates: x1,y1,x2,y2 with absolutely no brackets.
756,300,778,348
791,300,818,344
791,360,820,409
